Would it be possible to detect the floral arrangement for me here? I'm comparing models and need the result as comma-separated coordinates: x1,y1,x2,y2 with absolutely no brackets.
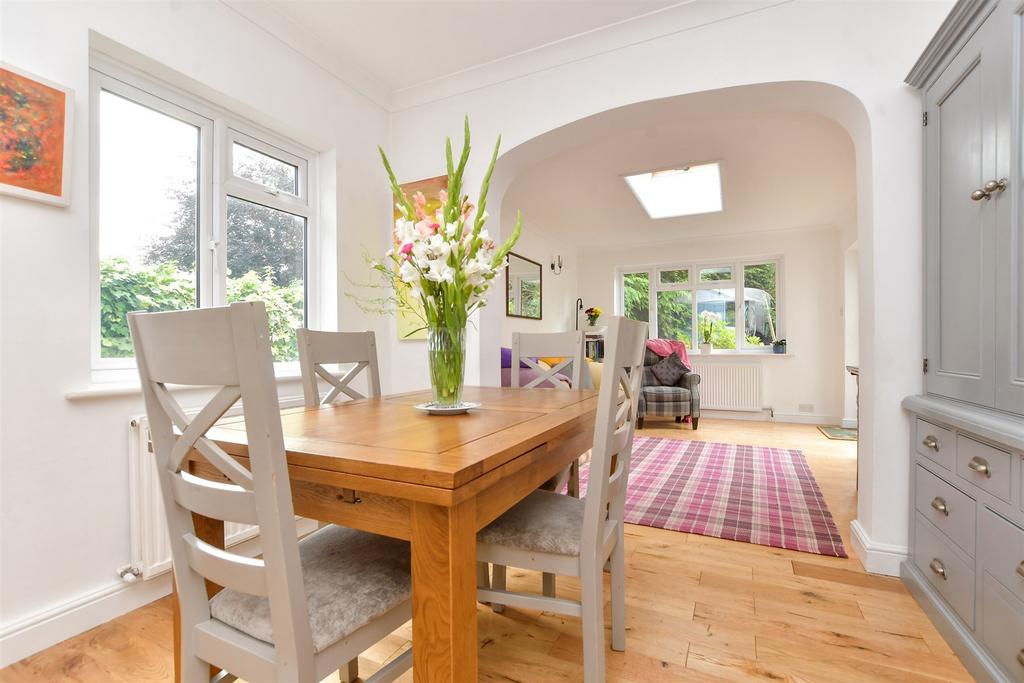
699,310,722,345
584,306,602,326
371,118,522,406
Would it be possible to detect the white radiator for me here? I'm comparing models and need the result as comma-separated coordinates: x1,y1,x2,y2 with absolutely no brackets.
128,415,315,580
690,362,762,412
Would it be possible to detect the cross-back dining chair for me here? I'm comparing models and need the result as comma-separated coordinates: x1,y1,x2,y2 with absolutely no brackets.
130,302,412,683
511,330,591,390
477,316,647,682
297,328,381,407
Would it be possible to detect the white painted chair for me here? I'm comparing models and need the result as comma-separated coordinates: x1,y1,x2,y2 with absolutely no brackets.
511,330,591,390
477,316,647,683
297,328,381,407
130,302,412,683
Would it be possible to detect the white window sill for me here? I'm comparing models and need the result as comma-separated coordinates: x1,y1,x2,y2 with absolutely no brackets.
688,351,794,359
65,369,309,402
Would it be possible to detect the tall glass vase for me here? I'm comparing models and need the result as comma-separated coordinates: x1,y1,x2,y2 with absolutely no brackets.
427,325,466,408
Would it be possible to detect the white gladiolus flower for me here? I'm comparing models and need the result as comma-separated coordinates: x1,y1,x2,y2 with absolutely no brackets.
398,260,420,283
424,261,454,283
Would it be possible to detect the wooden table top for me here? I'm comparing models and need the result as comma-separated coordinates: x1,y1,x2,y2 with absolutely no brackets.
207,386,599,490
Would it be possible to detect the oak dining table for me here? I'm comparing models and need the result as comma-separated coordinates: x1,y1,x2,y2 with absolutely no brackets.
179,385,599,682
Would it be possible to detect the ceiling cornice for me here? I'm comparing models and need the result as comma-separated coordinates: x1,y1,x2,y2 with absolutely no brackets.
220,0,393,110
389,0,791,112
223,0,792,113
904,0,996,88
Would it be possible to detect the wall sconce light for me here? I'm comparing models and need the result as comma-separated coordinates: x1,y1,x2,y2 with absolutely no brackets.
550,255,563,275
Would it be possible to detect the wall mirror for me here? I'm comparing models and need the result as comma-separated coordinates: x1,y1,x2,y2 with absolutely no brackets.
506,252,542,319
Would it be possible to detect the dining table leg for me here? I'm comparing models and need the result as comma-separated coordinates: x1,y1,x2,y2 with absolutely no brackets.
410,498,478,682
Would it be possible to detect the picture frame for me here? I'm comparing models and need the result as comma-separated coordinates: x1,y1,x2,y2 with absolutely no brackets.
0,63,74,206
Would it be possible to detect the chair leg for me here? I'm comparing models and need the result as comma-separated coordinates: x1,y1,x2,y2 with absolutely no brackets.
692,417,699,430
339,658,359,683
675,415,682,423
580,558,606,683
491,564,506,613
610,531,626,652
568,458,580,498
637,416,644,429
543,572,556,598
476,561,490,590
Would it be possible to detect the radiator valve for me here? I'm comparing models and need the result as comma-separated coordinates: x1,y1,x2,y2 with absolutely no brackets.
118,566,141,583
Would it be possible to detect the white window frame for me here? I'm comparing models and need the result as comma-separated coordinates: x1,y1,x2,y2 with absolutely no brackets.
89,56,319,378
616,256,784,353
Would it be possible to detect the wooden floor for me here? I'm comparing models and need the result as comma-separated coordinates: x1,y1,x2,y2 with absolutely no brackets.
2,419,973,682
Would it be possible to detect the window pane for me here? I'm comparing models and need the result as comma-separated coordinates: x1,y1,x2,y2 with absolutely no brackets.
622,272,649,322
98,90,199,358
700,266,732,282
656,290,692,344
658,268,689,285
697,288,737,349
232,143,298,196
744,263,778,346
226,196,305,361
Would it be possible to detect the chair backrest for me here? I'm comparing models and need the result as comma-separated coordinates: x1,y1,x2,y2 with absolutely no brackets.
581,316,648,552
130,302,314,679
296,329,381,407
511,331,588,390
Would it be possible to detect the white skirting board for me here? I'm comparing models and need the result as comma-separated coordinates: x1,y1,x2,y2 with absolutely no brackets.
850,519,907,577
698,409,843,425
0,518,318,667
0,573,173,668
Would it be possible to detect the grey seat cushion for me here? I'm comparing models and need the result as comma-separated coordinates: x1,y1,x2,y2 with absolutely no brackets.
642,385,692,402
477,489,585,556
209,525,410,653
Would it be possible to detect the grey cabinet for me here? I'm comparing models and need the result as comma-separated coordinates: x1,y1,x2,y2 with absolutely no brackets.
905,3,1024,681
913,0,1023,415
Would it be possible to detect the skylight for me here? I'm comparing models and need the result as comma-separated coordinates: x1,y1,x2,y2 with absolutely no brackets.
624,162,723,219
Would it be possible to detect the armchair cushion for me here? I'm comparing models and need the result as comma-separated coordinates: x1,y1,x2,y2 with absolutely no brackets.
650,353,688,386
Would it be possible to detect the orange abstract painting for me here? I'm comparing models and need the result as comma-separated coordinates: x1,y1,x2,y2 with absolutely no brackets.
1,65,72,204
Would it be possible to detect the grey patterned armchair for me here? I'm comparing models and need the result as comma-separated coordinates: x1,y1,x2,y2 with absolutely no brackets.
637,348,701,430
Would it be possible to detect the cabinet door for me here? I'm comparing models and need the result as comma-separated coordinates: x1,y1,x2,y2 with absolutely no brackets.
995,1,1024,415
924,14,999,406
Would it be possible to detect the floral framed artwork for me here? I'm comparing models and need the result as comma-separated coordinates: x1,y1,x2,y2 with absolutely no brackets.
392,175,447,341
0,64,74,206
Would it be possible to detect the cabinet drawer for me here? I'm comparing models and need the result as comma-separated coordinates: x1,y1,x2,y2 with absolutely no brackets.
980,507,1024,604
979,576,1024,683
914,514,975,627
916,465,976,556
956,435,1012,502
915,419,954,469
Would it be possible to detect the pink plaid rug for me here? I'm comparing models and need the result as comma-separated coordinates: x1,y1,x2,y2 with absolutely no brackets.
577,436,847,557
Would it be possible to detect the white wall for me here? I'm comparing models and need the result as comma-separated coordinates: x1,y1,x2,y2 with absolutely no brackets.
579,227,843,423
0,0,391,665
389,0,954,575
498,208,581,348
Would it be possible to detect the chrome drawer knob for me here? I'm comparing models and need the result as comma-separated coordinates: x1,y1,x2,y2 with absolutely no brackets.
922,436,939,451
930,497,949,516
970,178,1008,201
967,456,991,477
929,558,947,580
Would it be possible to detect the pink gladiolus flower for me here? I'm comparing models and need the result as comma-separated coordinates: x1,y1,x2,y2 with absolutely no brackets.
413,191,427,220
415,221,433,238
400,242,414,257
439,189,448,202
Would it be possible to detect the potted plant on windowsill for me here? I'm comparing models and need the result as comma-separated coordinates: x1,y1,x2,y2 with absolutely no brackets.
772,338,787,354
698,310,720,354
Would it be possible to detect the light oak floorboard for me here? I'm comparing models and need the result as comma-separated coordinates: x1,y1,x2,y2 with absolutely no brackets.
2,420,973,682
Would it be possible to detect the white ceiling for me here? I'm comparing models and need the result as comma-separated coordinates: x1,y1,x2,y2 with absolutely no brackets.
261,0,676,91
501,107,856,249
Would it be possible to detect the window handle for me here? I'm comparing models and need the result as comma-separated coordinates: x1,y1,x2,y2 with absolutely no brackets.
208,240,219,252
265,187,280,196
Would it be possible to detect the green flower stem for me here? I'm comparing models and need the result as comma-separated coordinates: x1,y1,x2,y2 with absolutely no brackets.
427,325,466,407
